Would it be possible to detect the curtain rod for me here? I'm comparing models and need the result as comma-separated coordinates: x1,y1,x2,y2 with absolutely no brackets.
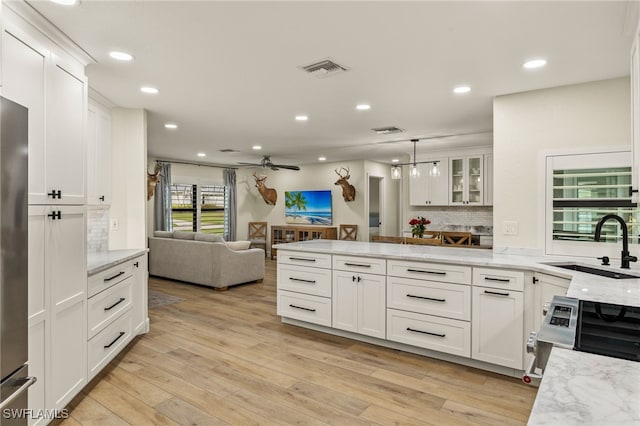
154,159,238,170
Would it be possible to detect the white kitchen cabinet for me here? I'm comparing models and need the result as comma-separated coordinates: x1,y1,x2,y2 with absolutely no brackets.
484,154,493,205
532,273,570,331
409,158,449,206
28,206,87,414
1,9,87,205
449,155,484,205
87,100,112,205
632,25,640,203
132,254,149,334
472,273,524,369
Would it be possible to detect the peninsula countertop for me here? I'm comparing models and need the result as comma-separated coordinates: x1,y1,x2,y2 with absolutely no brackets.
273,240,640,307
87,249,148,276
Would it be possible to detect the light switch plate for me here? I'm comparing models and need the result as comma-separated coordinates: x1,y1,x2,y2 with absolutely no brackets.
503,220,518,236
110,219,119,231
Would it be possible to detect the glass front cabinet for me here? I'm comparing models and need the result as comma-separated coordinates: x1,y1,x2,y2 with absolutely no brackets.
449,155,484,205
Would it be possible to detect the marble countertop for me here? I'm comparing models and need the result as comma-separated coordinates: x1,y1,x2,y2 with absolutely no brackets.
274,240,640,307
87,249,148,276
527,348,640,426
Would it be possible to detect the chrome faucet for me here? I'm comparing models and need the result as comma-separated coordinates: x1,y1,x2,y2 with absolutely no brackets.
594,214,638,269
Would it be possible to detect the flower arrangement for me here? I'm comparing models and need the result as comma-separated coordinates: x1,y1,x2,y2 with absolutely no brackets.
409,216,431,238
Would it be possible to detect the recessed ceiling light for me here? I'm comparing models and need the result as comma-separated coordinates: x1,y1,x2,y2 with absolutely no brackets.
109,51,134,62
523,59,547,69
295,115,308,121
453,86,471,94
252,145,262,150
197,152,206,157
318,156,326,161
50,0,80,5
356,104,371,111
140,86,159,94
164,123,178,130
391,159,400,163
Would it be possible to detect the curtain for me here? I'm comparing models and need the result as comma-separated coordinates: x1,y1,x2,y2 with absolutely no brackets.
224,168,237,241
153,162,172,231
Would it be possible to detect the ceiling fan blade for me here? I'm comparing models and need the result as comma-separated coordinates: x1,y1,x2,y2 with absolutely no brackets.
272,164,300,171
237,162,263,166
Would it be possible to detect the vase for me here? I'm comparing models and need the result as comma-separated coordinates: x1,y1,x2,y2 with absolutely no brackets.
412,230,424,238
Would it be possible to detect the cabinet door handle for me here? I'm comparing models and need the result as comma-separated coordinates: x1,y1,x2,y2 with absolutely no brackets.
344,262,371,268
104,331,126,349
407,327,446,338
357,276,362,282
47,189,62,199
289,257,316,262
104,297,126,311
289,304,316,312
47,211,61,220
484,277,510,283
406,268,446,276
104,271,125,282
406,294,446,302
99,195,105,201
134,262,139,268
289,277,316,284
484,290,510,297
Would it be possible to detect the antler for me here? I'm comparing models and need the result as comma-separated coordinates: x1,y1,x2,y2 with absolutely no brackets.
335,167,350,178
253,171,267,181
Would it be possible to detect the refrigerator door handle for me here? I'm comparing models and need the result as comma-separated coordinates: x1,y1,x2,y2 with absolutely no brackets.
0,376,37,410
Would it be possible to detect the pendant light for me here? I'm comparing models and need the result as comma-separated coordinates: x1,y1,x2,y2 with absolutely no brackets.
391,165,402,179
409,139,420,178
429,161,440,177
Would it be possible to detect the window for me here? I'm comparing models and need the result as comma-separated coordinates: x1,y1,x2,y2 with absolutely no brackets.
546,151,640,257
171,183,228,236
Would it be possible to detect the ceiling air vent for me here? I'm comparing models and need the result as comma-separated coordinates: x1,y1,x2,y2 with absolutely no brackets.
372,126,404,135
219,149,240,153
299,57,349,78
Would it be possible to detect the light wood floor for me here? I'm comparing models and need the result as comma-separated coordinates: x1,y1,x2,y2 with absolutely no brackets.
59,259,537,425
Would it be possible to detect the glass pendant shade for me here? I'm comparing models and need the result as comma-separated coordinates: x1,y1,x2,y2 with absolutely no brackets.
391,166,401,179
429,162,440,177
410,164,420,178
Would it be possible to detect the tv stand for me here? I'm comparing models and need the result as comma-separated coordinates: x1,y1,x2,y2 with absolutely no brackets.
270,225,337,259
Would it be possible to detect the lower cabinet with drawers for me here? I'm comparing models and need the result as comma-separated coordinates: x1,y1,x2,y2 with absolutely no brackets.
276,249,538,375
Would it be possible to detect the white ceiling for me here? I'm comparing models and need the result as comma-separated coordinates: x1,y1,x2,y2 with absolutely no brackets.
25,0,637,168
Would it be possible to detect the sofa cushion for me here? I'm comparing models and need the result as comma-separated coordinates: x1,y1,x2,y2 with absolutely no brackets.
194,233,225,243
225,241,251,251
173,231,195,240
154,230,173,238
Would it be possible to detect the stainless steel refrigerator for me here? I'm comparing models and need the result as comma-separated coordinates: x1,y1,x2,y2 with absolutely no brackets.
0,96,36,425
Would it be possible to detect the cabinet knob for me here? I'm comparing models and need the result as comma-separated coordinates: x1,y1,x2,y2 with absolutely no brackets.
99,195,105,201
134,262,139,268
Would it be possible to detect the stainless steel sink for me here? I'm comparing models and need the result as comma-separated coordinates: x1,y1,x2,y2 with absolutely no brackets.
543,262,640,279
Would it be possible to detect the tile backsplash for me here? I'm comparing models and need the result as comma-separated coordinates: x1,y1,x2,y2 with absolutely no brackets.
406,206,493,232
87,206,109,253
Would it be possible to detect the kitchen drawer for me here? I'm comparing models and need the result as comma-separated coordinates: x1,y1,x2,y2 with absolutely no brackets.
278,250,332,269
87,276,133,338
387,260,471,285
387,309,471,357
333,255,386,275
473,267,524,291
88,310,133,380
277,290,331,327
278,264,332,298
88,260,134,297
387,276,471,321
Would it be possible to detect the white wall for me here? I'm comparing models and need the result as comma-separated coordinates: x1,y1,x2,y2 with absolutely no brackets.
493,77,631,252
109,108,147,249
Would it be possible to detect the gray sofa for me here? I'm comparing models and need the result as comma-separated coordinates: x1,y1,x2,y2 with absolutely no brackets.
148,231,265,289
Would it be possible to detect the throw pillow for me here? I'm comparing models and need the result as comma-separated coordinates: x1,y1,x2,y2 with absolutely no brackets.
153,230,173,238
173,231,195,240
225,241,251,251
194,233,225,243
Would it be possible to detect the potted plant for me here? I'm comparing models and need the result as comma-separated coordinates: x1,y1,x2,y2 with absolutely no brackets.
409,216,431,238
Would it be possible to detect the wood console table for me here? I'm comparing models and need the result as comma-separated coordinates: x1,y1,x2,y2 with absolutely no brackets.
270,225,337,259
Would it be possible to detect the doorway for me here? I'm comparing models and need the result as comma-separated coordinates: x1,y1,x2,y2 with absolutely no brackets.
368,176,384,240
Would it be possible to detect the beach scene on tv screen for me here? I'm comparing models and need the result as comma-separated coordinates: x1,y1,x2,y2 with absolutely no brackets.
285,190,332,225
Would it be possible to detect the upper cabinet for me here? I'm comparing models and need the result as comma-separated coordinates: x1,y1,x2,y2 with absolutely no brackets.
409,157,449,206
87,100,112,205
632,20,640,204
449,155,484,205
484,154,493,206
1,7,87,205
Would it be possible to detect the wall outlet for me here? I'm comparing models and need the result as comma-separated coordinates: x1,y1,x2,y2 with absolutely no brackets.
503,220,518,236
110,219,119,231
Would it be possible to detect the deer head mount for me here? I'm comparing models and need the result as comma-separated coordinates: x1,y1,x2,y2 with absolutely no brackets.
147,163,162,200
253,171,278,205
335,167,356,202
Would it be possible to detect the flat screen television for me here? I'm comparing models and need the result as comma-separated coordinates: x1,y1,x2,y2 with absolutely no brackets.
285,190,332,225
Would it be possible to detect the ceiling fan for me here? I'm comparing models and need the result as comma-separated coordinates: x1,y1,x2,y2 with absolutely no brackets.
238,155,300,171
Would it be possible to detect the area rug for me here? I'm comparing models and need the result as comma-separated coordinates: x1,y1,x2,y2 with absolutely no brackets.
148,290,184,309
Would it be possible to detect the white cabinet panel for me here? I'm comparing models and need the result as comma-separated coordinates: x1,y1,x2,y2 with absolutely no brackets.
277,291,332,327
533,273,570,332
28,207,46,319
387,259,471,285
332,269,385,339
449,155,484,205
278,264,332,298
27,320,46,426
87,100,111,205
333,255,386,275
473,267,525,292
277,251,332,269
409,158,449,206
87,276,133,339
88,310,133,380
484,154,493,205
132,255,149,334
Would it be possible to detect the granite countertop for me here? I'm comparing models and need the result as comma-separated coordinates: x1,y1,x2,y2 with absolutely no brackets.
87,249,148,276
527,348,640,425
274,240,640,307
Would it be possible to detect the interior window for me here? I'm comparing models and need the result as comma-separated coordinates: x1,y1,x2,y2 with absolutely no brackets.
171,183,228,236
